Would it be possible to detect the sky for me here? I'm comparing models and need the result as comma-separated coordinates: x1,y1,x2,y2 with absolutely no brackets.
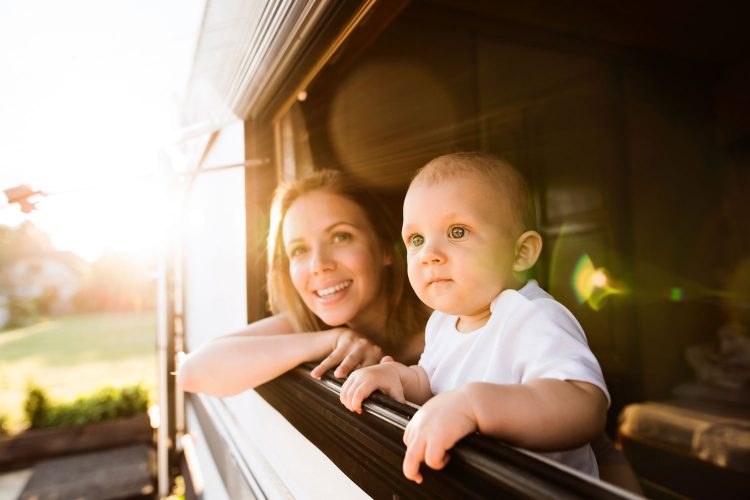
0,0,205,261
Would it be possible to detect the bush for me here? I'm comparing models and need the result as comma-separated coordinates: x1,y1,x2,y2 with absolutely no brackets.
7,297,39,328
24,385,49,429
0,414,8,435
23,383,149,429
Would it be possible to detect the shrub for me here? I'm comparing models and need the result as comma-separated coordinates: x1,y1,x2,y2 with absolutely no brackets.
0,414,8,435
24,385,49,429
7,297,39,328
23,383,149,429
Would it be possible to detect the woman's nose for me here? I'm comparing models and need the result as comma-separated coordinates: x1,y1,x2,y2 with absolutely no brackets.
310,246,335,273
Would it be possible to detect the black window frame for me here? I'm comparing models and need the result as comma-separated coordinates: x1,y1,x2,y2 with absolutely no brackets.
186,367,639,499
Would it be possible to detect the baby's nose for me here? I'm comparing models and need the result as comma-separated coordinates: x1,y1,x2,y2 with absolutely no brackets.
419,242,445,265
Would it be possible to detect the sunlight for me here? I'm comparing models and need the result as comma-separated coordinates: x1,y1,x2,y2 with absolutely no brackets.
28,177,179,262
0,0,204,262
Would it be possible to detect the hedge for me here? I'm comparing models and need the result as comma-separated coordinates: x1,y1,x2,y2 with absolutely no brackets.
24,383,149,429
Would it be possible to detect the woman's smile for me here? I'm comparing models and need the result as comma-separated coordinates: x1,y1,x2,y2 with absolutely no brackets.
315,279,353,299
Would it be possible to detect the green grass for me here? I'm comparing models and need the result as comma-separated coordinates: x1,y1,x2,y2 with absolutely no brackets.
0,311,156,431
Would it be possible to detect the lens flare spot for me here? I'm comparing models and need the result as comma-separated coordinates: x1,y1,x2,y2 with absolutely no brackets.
572,254,595,304
572,254,628,311
592,270,608,288
669,287,684,302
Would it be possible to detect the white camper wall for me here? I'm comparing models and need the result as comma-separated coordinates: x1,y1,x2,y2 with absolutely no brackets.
182,120,248,350
180,121,245,500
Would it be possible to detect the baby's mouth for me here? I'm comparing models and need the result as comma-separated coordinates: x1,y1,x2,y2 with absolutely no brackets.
428,278,452,286
315,280,353,297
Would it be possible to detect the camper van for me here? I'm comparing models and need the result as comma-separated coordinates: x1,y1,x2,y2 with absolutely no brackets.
159,1,750,498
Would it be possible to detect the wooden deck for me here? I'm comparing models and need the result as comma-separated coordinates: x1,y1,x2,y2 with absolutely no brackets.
18,444,155,500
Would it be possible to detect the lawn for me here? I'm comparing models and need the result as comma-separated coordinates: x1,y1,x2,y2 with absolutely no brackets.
0,311,156,431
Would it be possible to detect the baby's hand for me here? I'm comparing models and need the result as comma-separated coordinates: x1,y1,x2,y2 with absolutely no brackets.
402,389,478,484
340,362,405,413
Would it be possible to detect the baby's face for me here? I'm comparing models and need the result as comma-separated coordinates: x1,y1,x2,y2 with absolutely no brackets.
402,176,520,324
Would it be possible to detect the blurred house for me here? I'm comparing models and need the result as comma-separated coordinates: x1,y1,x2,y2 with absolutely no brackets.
6,251,89,315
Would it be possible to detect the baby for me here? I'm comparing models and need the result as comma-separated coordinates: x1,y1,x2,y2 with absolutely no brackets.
340,152,610,483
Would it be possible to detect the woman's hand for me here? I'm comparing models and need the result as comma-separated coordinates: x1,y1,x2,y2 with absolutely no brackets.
310,328,384,379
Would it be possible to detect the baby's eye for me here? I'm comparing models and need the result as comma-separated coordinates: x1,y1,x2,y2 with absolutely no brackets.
331,232,352,244
448,225,467,239
409,234,425,247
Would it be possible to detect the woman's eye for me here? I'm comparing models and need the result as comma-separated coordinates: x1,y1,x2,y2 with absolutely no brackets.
409,234,425,247
332,232,352,244
449,225,466,239
289,246,307,258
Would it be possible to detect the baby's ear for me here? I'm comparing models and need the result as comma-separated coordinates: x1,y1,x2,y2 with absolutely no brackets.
513,230,543,273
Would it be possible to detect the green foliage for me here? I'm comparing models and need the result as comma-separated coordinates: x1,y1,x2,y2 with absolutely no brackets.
7,297,40,329
36,286,59,316
0,311,156,426
24,385,49,428
23,383,149,429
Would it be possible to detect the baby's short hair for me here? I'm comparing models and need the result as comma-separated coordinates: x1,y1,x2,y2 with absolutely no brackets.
412,152,537,232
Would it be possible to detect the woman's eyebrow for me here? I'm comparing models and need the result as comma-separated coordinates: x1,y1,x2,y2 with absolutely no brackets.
325,221,358,231
285,237,304,247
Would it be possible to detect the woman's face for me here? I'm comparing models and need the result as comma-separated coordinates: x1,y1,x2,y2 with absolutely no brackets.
282,190,392,330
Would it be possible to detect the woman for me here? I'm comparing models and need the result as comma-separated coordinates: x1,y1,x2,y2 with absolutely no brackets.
177,169,429,397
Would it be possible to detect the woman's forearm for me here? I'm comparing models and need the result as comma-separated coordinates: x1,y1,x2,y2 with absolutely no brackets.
177,330,335,397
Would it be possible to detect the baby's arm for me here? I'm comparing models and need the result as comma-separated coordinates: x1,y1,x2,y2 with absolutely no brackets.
461,379,607,449
401,379,607,483
340,360,432,413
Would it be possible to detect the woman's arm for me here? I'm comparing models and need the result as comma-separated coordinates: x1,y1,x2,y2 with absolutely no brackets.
177,314,392,397
177,314,339,397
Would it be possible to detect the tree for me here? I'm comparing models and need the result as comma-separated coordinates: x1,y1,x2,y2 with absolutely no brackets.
74,251,156,312
0,222,55,289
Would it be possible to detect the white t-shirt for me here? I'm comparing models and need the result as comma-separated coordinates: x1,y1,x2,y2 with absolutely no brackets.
418,280,609,476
